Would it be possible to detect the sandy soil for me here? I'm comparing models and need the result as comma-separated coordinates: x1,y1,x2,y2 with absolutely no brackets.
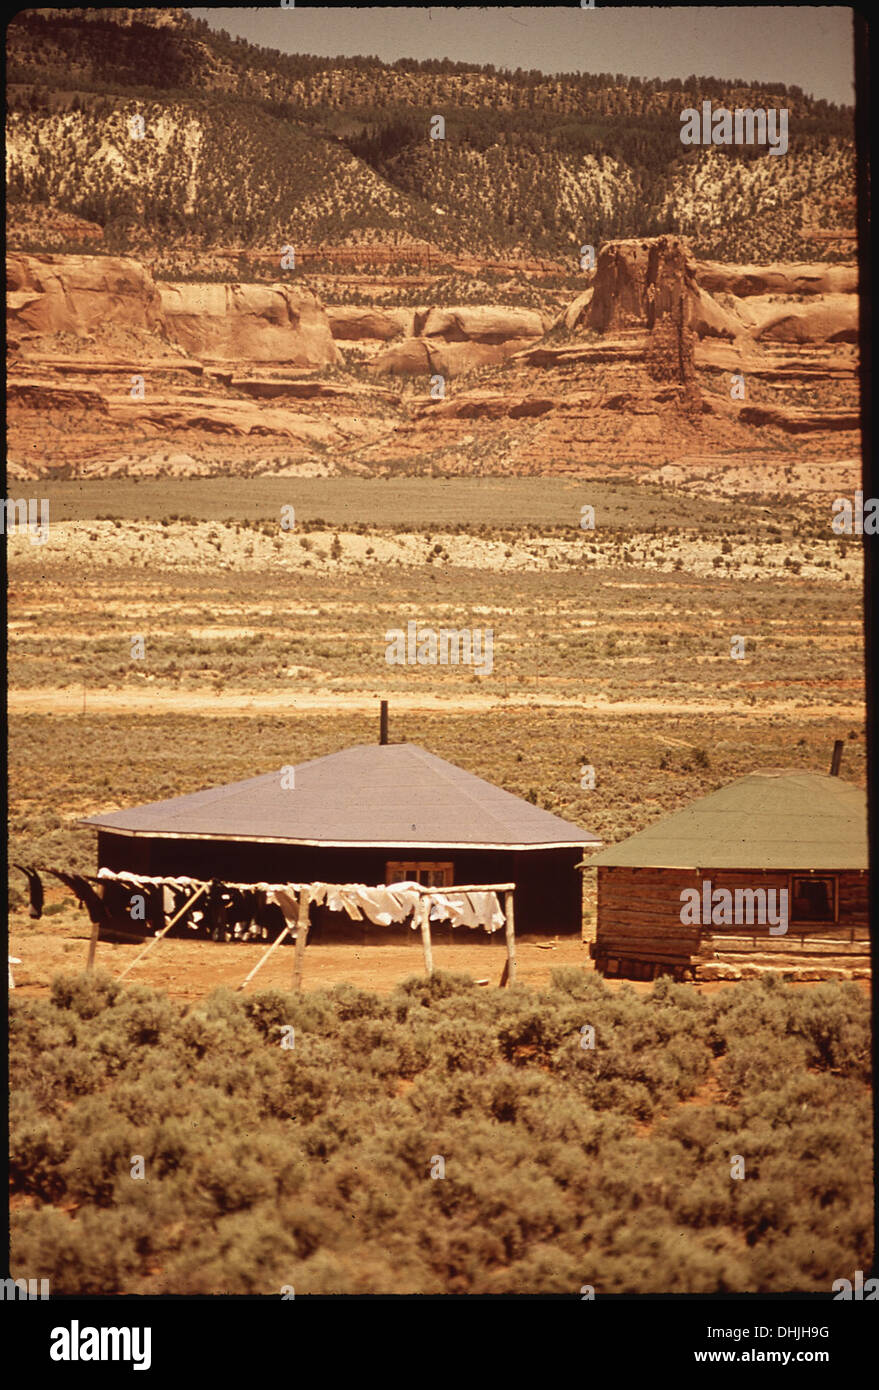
5,517,862,587
10,919,589,1000
8,687,866,720
10,916,868,1003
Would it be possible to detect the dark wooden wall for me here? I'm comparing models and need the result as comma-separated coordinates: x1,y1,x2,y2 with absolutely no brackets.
593,865,869,979
96,833,584,938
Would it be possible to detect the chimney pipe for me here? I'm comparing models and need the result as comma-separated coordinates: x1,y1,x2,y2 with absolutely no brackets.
829,739,844,776
380,700,389,746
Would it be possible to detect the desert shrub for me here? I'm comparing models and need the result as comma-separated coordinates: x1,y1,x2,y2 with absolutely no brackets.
661,1104,733,1158
390,1020,433,1078
31,1043,106,1103
195,1145,278,1215
426,1016,499,1074
548,965,609,1002
737,1180,795,1245
142,1115,202,1179
10,1206,145,1295
177,1009,238,1060
323,980,387,1022
242,988,299,1040
196,987,249,1027
670,1172,737,1230
61,1118,144,1207
785,983,872,1079
111,985,179,1047
9,1095,70,1201
10,996,78,1053
479,1241,587,1295
496,1002,576,1064
9,975,872,1295
50,969,120,1019
394,969,477,1006
658,1035,713,1098
717,1033,809,1101
162,1209,301,1295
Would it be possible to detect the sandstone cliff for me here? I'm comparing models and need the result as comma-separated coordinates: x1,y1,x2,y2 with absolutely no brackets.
7,252,340,368
7,253,164,337
159,282,340,366
370,305,550,377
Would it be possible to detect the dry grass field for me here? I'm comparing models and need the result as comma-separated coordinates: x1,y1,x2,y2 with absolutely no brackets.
8,476,866,981
8,480,865,800
7,475,871,1298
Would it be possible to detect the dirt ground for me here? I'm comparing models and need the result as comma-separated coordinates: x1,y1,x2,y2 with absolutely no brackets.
8,913,590,1000
10,915,869,1004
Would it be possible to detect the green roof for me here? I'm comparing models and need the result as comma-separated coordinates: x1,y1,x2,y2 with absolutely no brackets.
583,770,868,871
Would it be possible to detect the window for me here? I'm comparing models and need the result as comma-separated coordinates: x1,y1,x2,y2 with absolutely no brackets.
790,875,837,924
386,861,453,888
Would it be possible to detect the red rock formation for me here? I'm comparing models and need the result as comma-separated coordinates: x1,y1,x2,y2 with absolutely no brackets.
326,306,414,341
158,282,340,366
369,305,549,376
7,253,164,336
7,252,341,368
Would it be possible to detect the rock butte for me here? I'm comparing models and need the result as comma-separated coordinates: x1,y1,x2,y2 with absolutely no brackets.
5,238,859,484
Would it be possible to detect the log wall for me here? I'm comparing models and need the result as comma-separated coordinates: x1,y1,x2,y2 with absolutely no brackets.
593,866,869,980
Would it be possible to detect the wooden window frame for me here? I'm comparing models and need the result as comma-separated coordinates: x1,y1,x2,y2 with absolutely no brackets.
788,873,838,925
386,861,454,888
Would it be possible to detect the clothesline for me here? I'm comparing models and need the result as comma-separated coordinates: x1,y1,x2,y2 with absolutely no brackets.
14,865,519,991
94,869,508,933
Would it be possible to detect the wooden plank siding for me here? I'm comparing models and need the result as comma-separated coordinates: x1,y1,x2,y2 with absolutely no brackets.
96,832,584,939
593,866,869,980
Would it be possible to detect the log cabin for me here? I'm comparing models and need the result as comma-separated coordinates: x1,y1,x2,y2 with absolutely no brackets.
80,739,600,942
581,768,868,980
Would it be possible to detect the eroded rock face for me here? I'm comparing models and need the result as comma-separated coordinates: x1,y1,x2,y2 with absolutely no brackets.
6,253,342,368
326,306,415,341
694,260,858,297
586,239,655,332
416,306,550,342
587,236,700,335
568,238,859,353
413,390,557,420
752,295,859,344
7,253,164,336
560,287,593,332
109,393,345,440
368,304,549,377
5,240,860,478
371,336,537,377
158,282,340,365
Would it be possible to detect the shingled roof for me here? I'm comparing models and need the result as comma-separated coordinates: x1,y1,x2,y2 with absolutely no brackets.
585,770,867,871
80,742,601,851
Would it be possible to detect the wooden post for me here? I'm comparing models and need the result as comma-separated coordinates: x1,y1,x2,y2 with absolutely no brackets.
292,889,310,991
116,882,207,981
237,924,292,992
86,916,100,973
420,896,434,976
503,889,516,986
830,739,844,776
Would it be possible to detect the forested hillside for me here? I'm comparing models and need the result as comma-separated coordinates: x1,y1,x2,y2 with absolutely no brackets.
6,7,855,261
